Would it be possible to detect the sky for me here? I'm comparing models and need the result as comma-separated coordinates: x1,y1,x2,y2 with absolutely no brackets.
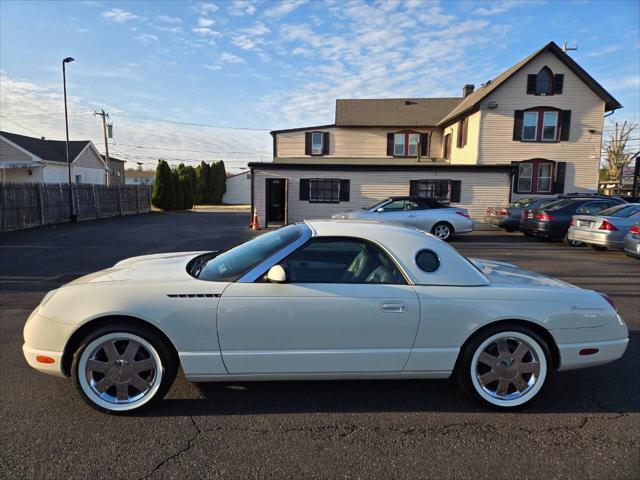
1,0,639,172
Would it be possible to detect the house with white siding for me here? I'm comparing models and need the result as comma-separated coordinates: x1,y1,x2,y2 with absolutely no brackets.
223,171,251,205
0,131,108,185
250,42,621,227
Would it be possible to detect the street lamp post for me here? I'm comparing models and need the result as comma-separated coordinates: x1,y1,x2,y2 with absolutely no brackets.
62,56,76,222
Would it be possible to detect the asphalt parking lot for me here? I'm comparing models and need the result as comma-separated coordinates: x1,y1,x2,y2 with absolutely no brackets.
1,212,638,480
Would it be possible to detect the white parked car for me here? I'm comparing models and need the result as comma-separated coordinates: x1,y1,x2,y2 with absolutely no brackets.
24,220,628,414
331,196,473,240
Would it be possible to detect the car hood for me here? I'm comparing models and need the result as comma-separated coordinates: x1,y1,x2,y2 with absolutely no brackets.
469,258,576,288
331,209,370,219
65,251,213,285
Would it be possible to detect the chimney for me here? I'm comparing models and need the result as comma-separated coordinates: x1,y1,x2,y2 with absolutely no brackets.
41,136,46,140
463,84,475,98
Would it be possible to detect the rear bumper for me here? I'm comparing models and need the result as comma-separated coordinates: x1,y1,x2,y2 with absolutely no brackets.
520,220,566,238
557,338,628,371
567,227,624,248
485,216,519,230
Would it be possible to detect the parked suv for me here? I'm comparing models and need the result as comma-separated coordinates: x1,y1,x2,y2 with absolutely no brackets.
520,197,627,241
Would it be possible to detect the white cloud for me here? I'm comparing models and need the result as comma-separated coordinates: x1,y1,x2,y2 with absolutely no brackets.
585,45,621,57
134,33,159,44
192,27,221,37
601,74,640,92
197,17,215,27
101,8,139,23
203,64,222,71
220,52,245,63
228,0,257,16
242,21,270,36
264,0,307,19
473,0,546,16
157,15,181,24
192,2,219,15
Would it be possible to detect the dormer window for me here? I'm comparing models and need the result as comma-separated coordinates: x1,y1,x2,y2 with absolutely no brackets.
527,67,564,95
514,107,571,142
392,131,420,156
311,132,323,155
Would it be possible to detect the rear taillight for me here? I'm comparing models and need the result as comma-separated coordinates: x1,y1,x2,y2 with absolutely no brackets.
598,220,618,231
570,217,576,227
630,225,640,234
456,212,471,219
535,212,554,221
521,211,526,219
496,208,510,216
486,208,493,215
598,292,616,311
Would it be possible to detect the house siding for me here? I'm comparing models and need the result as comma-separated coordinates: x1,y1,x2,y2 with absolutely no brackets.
275,127,443,161
252,167,511,224
0,138,34,164
443,111,481,165
223,173,251,204
477,51,605,194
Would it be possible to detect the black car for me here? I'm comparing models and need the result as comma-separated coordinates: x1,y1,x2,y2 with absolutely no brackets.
520,197,627,240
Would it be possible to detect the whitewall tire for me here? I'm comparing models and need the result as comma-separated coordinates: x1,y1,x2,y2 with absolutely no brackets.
457,327,551,409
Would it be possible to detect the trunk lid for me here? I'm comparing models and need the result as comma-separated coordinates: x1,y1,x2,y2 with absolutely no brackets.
469,258,576,288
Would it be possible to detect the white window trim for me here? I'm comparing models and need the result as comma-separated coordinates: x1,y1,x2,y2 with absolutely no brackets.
541,111,558,142
407,133,420,156
311,132,324,155
522,111,538,141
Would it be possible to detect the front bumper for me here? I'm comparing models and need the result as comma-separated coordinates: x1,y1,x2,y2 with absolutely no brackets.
557,338,629,371
567,227,624,248
22,345,65,377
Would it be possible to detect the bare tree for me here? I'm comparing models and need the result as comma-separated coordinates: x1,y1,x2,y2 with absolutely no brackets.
603,121,638,194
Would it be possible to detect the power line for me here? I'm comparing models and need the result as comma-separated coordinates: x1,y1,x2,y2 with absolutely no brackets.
113,142,270,156
0,114,43,137
115,112,271,131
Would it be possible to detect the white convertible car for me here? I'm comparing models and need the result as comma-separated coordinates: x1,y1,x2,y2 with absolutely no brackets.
23,220,628,414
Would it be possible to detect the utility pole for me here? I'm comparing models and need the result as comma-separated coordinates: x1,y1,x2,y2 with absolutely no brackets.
62,56,76,222
94,109,111,186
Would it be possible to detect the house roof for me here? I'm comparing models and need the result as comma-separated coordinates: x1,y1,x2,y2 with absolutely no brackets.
124,169,156,179
102,155,126,164
1,130,92,163
437,41,622,126
335,98,462,127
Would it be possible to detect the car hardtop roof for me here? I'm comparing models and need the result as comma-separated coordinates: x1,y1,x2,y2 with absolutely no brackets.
386,196,441,202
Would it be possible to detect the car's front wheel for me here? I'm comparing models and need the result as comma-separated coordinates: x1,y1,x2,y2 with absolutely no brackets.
456,326,550,409
71,324,177,414
431,222,454,241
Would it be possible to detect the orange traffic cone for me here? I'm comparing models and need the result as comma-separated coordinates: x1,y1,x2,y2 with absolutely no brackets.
250,209,261,230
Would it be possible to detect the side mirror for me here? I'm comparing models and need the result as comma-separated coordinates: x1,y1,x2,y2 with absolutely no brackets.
376,207,384,213
266,265,287,283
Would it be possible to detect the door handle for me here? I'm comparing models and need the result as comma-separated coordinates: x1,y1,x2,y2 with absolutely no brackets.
408,214,416,218
381,302,406,313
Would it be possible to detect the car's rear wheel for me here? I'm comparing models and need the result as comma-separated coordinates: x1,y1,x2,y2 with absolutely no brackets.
71,324,177,414
456,326,550,409
565,235,584,247
431,222,454,241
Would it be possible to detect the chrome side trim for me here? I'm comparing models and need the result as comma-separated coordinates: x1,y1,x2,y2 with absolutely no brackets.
237,223,313,283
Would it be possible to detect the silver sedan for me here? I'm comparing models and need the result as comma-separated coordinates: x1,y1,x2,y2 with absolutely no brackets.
331,196,473,241
567,203,640,251
624,222,640,258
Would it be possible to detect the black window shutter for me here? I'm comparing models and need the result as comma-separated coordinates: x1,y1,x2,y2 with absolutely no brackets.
339,179,350,201
511,161,520,194
322,132,330,155
272,134,278,158
513,110,524,141
456,122,462,148
299,179,310,201
386,133,394,156
560,110,571,141
409,180,420,197
554,162,567,194
527,74,536,94
426,132,431,157
420,133,428,156
450,180,462,203
305,132,312,155
553,74,564,94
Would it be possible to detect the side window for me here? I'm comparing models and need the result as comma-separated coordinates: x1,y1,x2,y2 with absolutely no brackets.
577,202,606,214
378,200,405,212
416,250,440,273
281,238,405,285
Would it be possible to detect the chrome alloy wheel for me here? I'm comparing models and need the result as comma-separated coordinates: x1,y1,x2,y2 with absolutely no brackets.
433,224,451,240
470,332,547,407
78,332,163,412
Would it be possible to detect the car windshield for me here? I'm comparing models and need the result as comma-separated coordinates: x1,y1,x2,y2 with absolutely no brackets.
364,199,390,210
193,224,302,282
599,204,640,218
510,198,536,207
546,199,576,211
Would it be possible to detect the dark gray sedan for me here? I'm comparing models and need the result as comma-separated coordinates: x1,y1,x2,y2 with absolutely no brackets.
567,203,640,251
623,222,640,258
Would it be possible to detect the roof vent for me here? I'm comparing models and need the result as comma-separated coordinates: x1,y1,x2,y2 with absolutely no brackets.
404,100,417,105
41,136,46,140
463,84,475,98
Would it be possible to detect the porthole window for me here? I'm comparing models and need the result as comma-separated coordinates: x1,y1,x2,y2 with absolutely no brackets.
416,249,440,273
